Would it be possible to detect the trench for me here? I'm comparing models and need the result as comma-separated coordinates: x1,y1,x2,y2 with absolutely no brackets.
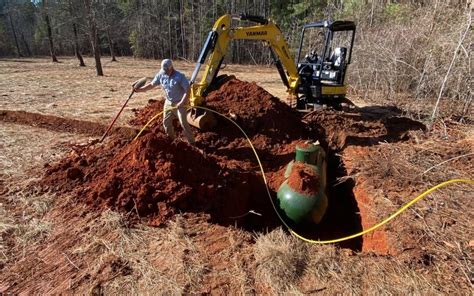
203,147,364,251
3,109,368,252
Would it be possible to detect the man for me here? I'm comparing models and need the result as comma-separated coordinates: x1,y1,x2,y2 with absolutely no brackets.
133,59,195,144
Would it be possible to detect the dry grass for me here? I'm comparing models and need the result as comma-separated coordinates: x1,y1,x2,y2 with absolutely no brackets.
72,210,186,294
55,211,254,294
0,123,77,271
1,57,473,293
254,228,308,293
253,228,468,294
0,57,290,125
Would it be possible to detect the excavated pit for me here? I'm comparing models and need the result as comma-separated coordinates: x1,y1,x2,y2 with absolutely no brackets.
13,76,426,253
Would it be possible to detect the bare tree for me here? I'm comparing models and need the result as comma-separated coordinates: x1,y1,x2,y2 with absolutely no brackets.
85,0,103,76
72,22,86,66
431,10,472,121
42,0,58,62
6,1,22,57
67,0,85,66
106,30,117,61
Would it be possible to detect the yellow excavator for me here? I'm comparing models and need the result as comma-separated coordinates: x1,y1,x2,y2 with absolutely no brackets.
187,14,356,129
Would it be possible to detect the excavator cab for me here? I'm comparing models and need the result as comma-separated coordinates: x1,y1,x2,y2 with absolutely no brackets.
296,21,356,110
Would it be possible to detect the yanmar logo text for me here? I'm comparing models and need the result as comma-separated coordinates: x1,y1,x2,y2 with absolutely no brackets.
246,31,268,36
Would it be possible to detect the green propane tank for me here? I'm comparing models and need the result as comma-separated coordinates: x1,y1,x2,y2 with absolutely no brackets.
277,141,328,224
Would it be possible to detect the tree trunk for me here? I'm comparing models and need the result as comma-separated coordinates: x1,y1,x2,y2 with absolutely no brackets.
43,0,58,62
178,0,185,58
85,0,103,76
72,23,86,66
8,12,22,57
106,30,117,61
168,1,173,58
20,32,31,56
68,0,85,66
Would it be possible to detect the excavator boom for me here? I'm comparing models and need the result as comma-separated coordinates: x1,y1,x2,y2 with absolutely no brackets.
189,14,299,108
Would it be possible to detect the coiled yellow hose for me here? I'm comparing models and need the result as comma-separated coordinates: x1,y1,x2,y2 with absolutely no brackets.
134,105,474,244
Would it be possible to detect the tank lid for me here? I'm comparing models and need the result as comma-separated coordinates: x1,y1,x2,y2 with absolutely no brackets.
295,141,320,164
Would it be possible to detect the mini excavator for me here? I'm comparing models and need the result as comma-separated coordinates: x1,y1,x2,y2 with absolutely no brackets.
187,14,356,129
184,14,355,225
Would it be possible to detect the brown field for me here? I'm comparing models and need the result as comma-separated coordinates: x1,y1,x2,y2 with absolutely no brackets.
0,56,473,294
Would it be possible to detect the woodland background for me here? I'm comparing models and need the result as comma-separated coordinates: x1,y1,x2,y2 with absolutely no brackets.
0,0,472,118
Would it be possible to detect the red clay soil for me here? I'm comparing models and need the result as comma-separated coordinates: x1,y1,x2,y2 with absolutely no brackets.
352,180,394,254
38,77,426,253
286,161,320,196
42,132,262,226
39,77,311,229
205,78,306,141
129,99,163,128
130,76,309,150
0,109,136,138
303,108,425,150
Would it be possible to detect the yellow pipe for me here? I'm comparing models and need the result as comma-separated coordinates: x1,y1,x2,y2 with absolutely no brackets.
133,105,474,244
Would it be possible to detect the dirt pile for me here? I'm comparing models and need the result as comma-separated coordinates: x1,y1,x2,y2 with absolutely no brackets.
205,78,306,141
42,132,266,226
303,108,425,150
130,77,308,150
38,77,426,245
129,99,163,127
42,78,309,227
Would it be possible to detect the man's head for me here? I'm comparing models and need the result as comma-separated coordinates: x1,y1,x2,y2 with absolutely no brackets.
161,59,174,75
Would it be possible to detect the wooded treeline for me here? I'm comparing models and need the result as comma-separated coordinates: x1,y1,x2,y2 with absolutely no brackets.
0,0,471,116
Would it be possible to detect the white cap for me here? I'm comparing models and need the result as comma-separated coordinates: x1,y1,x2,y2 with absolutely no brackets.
161,59,173,71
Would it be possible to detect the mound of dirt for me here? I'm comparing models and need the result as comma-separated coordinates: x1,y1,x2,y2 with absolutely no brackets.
41,77,310,227
286,162,320,195
0,109,137,137
42,132,266,226
302,108,425,150
129,99,163,127
205,78,306,141
129,77,309,150
39,77,425,234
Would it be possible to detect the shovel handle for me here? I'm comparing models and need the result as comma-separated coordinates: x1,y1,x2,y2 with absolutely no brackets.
99,91,134,143
99,77,148,143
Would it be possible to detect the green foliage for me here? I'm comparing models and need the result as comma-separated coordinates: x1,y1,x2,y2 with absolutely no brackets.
33,23,46,45
384,3,410,23
129,30,139,57
340,0,367,18
116,0,136,16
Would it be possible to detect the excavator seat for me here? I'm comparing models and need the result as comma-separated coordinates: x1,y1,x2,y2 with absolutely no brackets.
330,47,347,69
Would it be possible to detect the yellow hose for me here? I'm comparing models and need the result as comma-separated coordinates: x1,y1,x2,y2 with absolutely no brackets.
134,105,474,244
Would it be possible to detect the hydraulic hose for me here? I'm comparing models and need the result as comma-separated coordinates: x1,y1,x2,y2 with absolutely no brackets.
134,105,474,244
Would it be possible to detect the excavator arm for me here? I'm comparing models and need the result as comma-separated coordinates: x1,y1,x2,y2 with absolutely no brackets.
189,14,300,107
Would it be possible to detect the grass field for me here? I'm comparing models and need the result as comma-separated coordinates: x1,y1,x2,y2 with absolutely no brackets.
0,56,473,294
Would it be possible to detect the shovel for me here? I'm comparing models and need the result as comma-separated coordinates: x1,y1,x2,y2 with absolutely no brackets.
99,77,147,142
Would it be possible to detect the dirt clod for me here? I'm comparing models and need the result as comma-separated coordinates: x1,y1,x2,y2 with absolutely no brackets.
66,167,83,180
286,162,320,196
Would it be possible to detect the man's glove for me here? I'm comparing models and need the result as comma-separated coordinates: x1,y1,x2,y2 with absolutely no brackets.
132,77,147,91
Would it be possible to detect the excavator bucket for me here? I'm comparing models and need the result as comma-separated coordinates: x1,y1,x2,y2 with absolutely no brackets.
187,108,217,130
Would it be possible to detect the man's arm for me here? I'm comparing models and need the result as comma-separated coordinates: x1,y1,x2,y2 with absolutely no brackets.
176,87,190,108
133,72,161,92
133,82,156,93
176,74,191,108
